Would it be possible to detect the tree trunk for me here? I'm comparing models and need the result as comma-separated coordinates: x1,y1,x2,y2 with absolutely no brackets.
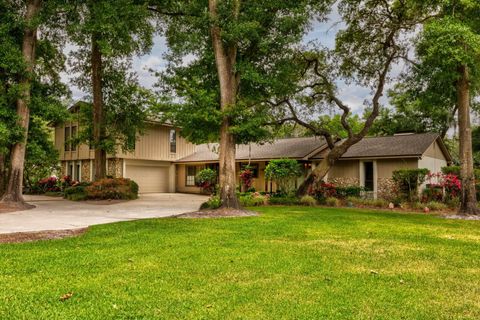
91,33,107,180
209,0,240,209
297,143,350,196
457,65,480,215
1,0,41,206
0,153,6,197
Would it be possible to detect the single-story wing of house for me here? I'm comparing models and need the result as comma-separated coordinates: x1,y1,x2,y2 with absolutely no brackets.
54,112,451,198
175,133,452,198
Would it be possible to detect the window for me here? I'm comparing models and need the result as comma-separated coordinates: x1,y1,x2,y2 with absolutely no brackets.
206,163,219,172
240,163,259,178
64,126,71,151
71,126,77,151
186,166,196,186
170,129,177,153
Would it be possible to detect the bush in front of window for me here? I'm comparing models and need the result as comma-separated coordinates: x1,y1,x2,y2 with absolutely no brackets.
195,168,218,194
392,168,430,202
265,159,302,195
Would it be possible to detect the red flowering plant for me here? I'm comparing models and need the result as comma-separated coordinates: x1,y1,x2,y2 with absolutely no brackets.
195,169,218,194
309,181,337,202
37,176,61,193
239,168,254,192
423,172,461,202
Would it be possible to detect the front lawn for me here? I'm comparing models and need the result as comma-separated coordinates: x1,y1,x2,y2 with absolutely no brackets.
0,207,479,319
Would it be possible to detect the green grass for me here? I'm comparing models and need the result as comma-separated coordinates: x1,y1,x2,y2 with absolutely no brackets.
0,207,479,319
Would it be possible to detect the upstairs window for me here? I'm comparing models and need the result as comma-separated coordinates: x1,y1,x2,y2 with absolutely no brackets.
71,126,77,151
170,129,177,153
64,126,71,151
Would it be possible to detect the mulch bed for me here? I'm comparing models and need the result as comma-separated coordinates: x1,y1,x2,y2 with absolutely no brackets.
0,202,35,214
0,228,88,244
177,208,259,219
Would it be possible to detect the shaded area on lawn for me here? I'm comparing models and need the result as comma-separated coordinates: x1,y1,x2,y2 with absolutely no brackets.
0,207,479,319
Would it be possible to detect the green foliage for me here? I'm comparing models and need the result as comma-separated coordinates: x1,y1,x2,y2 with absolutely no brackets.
300,195,317,207
67,0,154,154
441,165,480,179
325,197,340,207
195,168,217,194
265,159,302,194
392,168,430,201
387,2,480,139
1,207,480,318
64,182,92,201
347,197,389,209
268,194,300,206
239,194,266,207
0,0,70,179
314,114,364,139
64,184,89,201
84,178,138,200
23,117,60,189
425,201,448,211
200,196,222,210
335,185,364,198
156,1,332,145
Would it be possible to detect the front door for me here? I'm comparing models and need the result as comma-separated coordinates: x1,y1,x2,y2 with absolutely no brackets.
364,161,374,191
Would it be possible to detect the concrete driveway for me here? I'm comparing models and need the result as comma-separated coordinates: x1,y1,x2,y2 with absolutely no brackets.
0,193,207,234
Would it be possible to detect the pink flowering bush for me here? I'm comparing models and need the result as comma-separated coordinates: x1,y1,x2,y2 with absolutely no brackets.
37,176,61,193
423,172,461,202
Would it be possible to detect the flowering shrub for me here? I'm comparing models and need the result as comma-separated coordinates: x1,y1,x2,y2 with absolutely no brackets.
37,176,61,193
423,172,461,202
195,168,217,194
239,168,254,192
85,178,138,200
309,182,337,203
239,192,268,206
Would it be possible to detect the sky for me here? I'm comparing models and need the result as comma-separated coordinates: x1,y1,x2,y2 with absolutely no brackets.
64,10,405,114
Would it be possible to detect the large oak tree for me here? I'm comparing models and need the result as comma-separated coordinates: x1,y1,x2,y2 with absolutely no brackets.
266,0,438,196
153,0,331,208
67,0,154,180
388,1,480,214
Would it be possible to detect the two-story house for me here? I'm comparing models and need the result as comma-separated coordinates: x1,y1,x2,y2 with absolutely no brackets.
54,104,452,196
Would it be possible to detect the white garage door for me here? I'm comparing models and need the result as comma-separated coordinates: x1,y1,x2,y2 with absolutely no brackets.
125,165,169,193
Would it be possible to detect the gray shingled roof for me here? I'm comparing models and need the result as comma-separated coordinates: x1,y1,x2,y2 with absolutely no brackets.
176,137,327,163
317,133,442,159
176,133,449,163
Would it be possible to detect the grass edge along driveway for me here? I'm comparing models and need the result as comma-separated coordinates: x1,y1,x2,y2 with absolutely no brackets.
0,206,479,319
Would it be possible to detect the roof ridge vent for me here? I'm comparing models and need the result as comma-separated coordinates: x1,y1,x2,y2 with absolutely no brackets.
393,132,415,136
